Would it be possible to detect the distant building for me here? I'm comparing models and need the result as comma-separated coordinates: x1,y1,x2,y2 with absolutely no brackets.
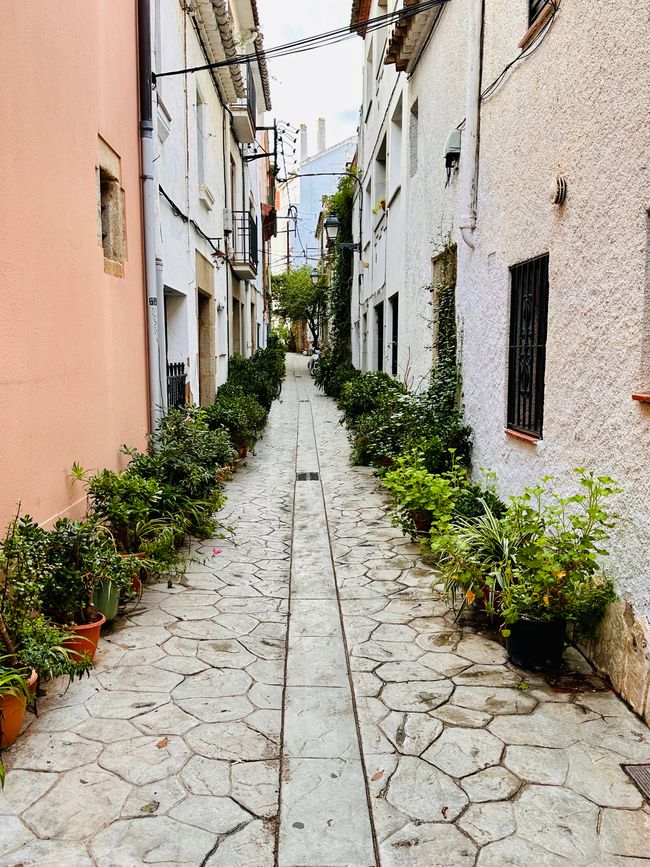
272,121,357,274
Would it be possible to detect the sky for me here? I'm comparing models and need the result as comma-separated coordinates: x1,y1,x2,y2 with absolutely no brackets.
255,0,362,160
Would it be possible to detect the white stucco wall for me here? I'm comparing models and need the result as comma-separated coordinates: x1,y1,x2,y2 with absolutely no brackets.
352,0,650,713
155,0,268,400
457,0,650,623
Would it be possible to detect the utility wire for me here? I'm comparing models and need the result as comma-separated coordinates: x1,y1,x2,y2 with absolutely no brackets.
155,0,449,79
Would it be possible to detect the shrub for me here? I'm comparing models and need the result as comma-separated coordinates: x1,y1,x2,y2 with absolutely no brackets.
437,470,620,634
202,393,268,451
39,519,137,626
0,515,90,680
338,372,406,428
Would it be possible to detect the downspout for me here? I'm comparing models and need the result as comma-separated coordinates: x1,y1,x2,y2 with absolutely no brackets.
138,0,163,427
459,0,484,249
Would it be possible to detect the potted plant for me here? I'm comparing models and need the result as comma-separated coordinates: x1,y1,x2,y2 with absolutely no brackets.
0,515,92,679
39,519,136,654
438,470,619,671
0,662,35,784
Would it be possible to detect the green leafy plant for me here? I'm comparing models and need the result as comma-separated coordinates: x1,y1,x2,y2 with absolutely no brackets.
0,515,92,680
437,470,619,635
39,519,138,625
272,266,327,350
202,393,268,452
0,660,34,786
338,371,406,429
383,449,456,537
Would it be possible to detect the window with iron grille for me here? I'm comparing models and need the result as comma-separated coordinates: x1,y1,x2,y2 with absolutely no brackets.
529,0,549,26
507,254,549,439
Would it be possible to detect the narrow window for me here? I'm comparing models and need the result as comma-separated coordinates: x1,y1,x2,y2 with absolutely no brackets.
389,293,399,376
375,301,384,372
97,137,125,278
507,253,549,438
365,38,374,114
409,99,418,178
196,88,206,186
374,135,387,219
529,0,548,26
389,98,403,196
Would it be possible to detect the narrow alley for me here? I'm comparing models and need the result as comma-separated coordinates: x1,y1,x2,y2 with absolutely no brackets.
1,355,648,866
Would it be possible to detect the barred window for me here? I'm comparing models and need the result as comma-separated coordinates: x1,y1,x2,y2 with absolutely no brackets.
529,0,549,26
507,254,549,439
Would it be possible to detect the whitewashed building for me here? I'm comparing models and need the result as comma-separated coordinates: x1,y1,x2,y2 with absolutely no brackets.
153,0,274,405
350,0,650,721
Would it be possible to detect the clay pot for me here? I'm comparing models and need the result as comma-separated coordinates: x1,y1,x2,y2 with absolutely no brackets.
238,445,248,459
0,669,37,749
62,612,106,662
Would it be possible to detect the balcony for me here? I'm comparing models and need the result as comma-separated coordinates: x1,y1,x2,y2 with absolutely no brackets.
230,65,257,144
229,211,258,279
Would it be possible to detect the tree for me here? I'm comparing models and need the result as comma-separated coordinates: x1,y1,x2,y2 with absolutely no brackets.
272,266,327,350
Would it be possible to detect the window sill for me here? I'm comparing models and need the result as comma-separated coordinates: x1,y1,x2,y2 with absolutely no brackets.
199,184,215,211
632,393,650,404
104,257,124,278
518,3,554,51
505,428,541,445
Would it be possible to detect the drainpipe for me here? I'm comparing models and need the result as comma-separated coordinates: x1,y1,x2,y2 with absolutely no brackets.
459,0,484,250
138,0,163,427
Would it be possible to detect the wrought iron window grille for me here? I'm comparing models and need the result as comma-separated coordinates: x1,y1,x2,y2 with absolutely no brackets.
507,253,549,439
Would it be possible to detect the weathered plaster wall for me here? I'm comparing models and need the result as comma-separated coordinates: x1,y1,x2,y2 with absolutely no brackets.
458,0,650,718
0,0,149,528
353,0,650,719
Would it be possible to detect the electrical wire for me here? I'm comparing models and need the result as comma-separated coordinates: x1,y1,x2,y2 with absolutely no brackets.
155,0,450,80
480,0,561,101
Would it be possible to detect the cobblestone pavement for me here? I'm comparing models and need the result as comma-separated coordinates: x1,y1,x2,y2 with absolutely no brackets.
2,354,650,866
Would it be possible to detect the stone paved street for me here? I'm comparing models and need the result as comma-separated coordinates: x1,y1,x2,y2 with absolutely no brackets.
2,354,650,866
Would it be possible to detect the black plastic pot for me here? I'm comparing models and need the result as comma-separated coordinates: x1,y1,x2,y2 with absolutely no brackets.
506,618,566,672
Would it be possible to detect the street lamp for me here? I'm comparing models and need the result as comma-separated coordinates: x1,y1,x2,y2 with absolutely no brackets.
324,212,360,253
324,214,340,246
310,268,320,286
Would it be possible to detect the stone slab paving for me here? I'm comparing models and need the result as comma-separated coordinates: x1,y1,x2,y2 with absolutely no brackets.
1,354,649,866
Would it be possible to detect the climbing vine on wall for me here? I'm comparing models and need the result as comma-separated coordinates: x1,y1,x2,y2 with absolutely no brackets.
428,243,463,430
314,170,357,396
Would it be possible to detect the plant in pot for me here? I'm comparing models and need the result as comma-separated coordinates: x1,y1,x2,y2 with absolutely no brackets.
383,449,455,537
74,466,177,589
0,514,92,680
39,519,137,656
498,470,619,671
0,661,34,785
438,470,619,671
202,393,267,458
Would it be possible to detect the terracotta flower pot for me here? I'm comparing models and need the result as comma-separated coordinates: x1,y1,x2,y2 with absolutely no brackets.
238,445,248,459
62,612,106,662
122,552,147,594
0,669,37,749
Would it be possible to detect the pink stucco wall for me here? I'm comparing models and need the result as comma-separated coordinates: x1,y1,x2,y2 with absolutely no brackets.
0,1,150,528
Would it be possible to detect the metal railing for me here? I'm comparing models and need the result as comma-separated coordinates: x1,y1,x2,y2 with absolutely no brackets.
230,211,259,273
232,64,257,126
167,362,186,408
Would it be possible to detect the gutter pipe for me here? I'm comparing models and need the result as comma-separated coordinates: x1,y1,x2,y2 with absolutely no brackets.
459,0,484,249
138,0,164,427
